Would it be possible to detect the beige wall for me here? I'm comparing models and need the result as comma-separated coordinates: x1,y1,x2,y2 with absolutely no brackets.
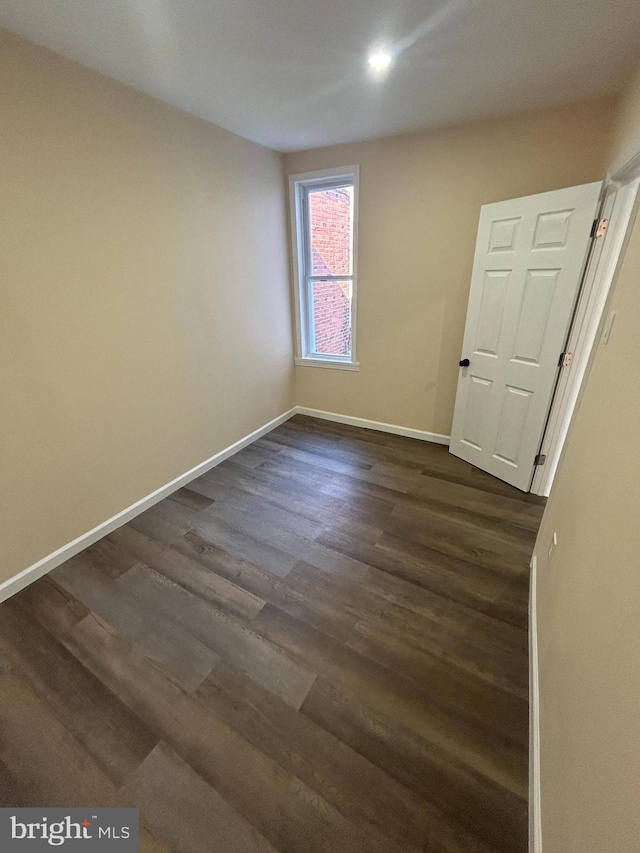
534,71,640,852
0,29,294,582
285,97,617,435
609,66,640,169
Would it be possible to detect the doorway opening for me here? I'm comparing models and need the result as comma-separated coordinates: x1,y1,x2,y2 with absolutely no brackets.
450,138,640,496
531,165,640,495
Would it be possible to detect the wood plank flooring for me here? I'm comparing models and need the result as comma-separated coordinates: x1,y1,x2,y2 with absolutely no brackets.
0,415,544,852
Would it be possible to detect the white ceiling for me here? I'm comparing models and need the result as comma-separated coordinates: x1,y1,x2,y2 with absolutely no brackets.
1,0,639,152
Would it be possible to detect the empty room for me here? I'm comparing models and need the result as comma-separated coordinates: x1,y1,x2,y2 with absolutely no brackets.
1,1,640,851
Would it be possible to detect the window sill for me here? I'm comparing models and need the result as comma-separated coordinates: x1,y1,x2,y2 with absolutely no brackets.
294,357,360,372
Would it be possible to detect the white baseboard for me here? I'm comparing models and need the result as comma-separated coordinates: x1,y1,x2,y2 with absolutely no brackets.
529,554,542,853
0,407,297,604
295,407,451,445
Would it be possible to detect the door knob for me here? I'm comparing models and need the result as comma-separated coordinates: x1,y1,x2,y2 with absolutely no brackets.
459,358,470,367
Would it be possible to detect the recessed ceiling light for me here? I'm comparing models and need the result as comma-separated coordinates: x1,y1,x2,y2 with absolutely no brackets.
367,49,392,73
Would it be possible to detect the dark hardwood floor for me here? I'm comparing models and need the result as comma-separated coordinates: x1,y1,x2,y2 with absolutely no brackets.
0,415,544,852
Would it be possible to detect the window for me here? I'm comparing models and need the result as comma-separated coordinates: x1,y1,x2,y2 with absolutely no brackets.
289,167,359,369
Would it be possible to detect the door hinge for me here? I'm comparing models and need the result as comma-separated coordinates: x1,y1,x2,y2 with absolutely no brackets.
591,217,608,238
534,453,546,466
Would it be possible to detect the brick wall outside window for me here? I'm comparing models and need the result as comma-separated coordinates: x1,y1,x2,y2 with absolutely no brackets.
308,187,352,356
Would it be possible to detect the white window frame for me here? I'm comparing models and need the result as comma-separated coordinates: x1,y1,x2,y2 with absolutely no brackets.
289,166,360,370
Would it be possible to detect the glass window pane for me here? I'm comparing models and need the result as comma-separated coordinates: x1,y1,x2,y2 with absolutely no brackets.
310,280,352,356
308,186,353,276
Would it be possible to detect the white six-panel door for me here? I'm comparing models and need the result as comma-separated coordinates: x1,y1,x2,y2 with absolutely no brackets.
450,182,602,490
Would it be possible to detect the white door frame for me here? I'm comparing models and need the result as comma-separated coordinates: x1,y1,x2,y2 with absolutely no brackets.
530,137,640,496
